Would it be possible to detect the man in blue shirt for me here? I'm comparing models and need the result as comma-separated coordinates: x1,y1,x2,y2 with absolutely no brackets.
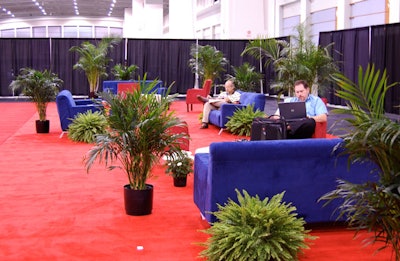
276,80,328,138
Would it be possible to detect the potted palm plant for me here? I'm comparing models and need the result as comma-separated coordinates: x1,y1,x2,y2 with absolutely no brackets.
163,150,193,187
188,44,228,88
9,67,63,133
112,62,139,80
242,23,338,97
70,37,120,98
226,62,263,92
84,77,189,215
320,64,400,260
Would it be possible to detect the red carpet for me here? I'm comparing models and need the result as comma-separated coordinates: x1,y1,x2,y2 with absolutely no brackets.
0,101,393,260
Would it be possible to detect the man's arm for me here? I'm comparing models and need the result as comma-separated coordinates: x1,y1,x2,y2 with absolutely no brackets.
310,113,327,122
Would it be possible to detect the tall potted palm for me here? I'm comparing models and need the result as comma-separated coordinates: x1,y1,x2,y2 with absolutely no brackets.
242,24,338,97
70,37,120,98
9,68,63,133
84,77,189,215
320,64,400,260
188,44,228,87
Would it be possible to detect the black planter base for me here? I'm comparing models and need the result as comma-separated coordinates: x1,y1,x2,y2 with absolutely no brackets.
123,184,153,216
36,120,50,133
173,177,187,187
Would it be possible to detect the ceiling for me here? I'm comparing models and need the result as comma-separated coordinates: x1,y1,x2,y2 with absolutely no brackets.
0,0,134,20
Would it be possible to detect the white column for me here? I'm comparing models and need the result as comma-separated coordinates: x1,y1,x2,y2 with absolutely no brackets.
168,0,196,38
389,0,400,23
336,0,351,30
123,0,163,38
300,0,311,27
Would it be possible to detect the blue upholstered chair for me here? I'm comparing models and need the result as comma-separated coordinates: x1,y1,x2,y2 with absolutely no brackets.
56,90,102,137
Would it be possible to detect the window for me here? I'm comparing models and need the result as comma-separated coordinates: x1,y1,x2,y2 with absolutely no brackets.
33,27,46,38
48,26,61,38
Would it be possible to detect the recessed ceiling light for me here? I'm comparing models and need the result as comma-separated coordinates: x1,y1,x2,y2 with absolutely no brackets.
108,0,117,16
32,0,47,16
0,6,15,18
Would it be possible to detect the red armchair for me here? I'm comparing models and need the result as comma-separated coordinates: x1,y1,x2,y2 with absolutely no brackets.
312,121,327,138
167,122,190,151
312,98,328,138
185,79,212,112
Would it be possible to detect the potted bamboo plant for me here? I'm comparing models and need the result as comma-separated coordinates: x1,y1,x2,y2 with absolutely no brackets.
9,68,63,133
84,77,189,215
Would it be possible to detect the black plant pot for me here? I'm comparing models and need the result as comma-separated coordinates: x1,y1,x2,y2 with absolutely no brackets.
123,184,153,216
173,177,187,187
36,120,50,133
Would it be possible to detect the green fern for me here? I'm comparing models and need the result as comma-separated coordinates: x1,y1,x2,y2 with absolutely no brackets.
199,190,315,261
67,111,108,143
226,105,266,136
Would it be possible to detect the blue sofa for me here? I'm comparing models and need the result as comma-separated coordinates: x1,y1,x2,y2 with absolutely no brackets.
102,80,167,96
56,90,102,134
193,138,378,224
208,91,266,132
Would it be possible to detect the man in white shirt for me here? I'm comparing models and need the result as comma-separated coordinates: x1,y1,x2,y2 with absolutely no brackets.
197,79,241,129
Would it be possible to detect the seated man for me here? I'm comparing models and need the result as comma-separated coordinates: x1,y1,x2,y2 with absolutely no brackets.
275,80,328,139
197,79,241,129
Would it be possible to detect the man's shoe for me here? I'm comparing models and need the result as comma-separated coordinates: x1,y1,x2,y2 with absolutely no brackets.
200,123,208,129
197,95,209,103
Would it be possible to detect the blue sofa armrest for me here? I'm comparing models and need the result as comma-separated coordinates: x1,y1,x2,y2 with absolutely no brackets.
70,104,102,116
193,153,210,219
219,103,248,127
157,87,168,97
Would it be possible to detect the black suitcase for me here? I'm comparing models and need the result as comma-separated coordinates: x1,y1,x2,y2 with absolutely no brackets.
250,116,287,140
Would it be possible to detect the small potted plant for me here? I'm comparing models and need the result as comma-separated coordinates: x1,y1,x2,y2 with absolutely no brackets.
9,67,63,133
163,150,194,187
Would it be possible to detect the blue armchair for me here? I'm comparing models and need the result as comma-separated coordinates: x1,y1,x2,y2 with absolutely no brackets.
56,90,102,137
208,91,266,134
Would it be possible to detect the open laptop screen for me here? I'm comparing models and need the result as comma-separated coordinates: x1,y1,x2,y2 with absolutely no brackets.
278,102,306,120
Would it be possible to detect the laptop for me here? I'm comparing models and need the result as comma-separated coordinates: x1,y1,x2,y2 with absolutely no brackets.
278,102,307,121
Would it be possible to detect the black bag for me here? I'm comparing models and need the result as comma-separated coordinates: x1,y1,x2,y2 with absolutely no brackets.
250,116,287,140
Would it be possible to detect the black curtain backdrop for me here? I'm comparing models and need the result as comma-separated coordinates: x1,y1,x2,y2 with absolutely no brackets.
370,23,400,114
0,30,399,114
319,27,370,106
0,37,292,97
0,38,50,96
126,38,263,95
126,39,195,94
